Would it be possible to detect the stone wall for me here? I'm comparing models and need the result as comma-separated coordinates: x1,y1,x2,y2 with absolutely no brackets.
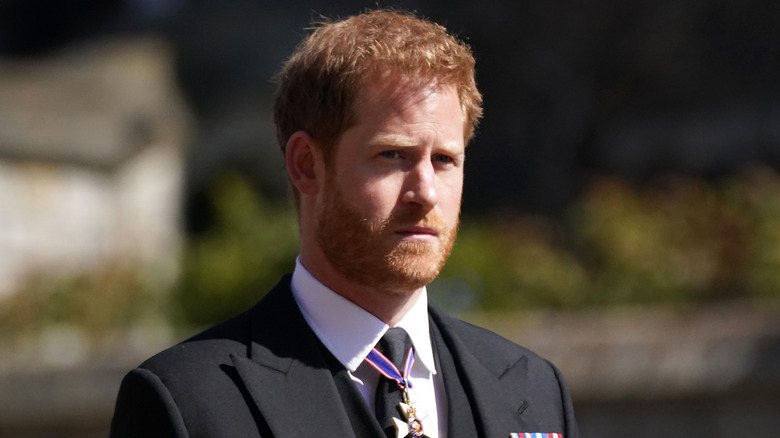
0,37,191,297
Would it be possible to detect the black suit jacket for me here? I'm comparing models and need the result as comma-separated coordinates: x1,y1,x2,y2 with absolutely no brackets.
110,275,578,438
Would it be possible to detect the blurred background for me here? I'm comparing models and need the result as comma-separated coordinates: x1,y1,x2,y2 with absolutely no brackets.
1,0,779,437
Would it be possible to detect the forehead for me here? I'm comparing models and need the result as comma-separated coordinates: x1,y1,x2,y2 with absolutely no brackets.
352,75,463,127
326,79,466,169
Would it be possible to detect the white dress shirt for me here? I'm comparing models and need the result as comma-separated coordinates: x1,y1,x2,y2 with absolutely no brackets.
290,258,447,438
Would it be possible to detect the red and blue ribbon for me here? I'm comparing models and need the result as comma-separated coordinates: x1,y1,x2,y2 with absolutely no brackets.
364,346,415,390
509,434,563,438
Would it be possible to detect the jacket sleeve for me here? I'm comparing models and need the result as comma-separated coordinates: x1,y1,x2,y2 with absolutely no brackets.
548,360,579,438
109,368,189,438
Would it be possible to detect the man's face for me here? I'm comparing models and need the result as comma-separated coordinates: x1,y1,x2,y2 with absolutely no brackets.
315,79,465,294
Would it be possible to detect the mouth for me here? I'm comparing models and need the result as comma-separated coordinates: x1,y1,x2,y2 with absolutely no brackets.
395,226,440,239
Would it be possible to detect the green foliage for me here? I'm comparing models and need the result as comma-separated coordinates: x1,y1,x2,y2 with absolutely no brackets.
439,166,780,310
0,266,166,343
174,166,780,323
4,167,779,335
574,175,733,304
173,173,299,325
733,167,780,298
438,217,588,310
574,168,780,305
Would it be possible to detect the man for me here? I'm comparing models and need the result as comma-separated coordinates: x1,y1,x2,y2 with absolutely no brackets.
110,9,578,438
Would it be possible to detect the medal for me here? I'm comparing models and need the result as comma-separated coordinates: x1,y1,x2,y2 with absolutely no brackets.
392,402,428,438
365,346,430,438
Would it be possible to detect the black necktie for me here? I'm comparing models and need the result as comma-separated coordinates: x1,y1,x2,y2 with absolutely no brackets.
375,327,413,438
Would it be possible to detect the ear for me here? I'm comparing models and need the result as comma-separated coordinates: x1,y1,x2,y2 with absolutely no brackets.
285,131,325,195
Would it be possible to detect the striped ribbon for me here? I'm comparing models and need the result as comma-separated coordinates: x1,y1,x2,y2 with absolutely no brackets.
364,346,415,390
509,434,563,438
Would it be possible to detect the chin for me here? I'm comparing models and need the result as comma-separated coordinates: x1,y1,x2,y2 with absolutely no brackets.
381,252,445,291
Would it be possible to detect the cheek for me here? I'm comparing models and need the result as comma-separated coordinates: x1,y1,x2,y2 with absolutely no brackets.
336,177,401,220
443,189,463,214
357,171,407,203
364,184,404,215
440,177,464,218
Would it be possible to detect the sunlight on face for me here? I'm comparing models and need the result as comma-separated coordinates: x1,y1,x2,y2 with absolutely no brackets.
315,80,465,294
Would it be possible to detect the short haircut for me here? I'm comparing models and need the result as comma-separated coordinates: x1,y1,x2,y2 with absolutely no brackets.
273,9,483,161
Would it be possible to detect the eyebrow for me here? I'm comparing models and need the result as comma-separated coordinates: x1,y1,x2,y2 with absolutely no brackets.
370,134,464,153
370,134,418,148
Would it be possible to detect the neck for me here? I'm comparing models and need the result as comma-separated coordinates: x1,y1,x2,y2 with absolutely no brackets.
299,253,424,326
339,283,425,327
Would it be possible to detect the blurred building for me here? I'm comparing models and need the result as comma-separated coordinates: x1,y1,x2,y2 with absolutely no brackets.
0,37,190,297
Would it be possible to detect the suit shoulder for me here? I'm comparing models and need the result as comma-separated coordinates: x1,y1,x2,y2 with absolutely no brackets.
430,306,555,371
137,306,253,376
134,276,295,379
112,305,271,437
430,307,579,436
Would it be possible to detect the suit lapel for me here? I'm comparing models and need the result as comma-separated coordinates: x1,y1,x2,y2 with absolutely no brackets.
228,277,537,438
430,306,537,437
231,277,356,438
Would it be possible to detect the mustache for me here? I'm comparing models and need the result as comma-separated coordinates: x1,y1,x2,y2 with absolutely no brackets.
383,210,450,232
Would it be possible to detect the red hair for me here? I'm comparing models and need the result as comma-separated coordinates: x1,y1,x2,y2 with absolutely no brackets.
274,9,483,160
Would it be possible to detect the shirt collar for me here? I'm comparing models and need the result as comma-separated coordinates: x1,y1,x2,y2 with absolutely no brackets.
290,258,437,374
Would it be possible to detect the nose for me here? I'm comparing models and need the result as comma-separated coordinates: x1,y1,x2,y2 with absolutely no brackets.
401,159,438,210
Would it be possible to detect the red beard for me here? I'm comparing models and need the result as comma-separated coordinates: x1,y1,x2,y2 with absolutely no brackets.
316,178,458,294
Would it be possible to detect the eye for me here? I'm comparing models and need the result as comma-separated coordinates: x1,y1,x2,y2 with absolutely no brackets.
380,150,401,159
432,154,454,164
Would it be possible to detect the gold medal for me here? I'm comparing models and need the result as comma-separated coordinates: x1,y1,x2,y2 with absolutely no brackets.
391,402,428,438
